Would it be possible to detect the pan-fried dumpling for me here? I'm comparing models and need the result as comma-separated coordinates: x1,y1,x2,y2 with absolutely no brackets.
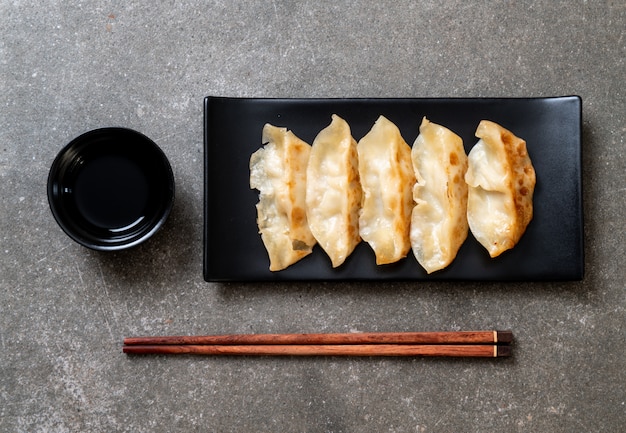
358,115,415,265
250,124,316,271
465,120,536,258
306,115,362,267
410,117,469,273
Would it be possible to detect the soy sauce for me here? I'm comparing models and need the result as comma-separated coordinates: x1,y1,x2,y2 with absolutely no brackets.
72,155,150,231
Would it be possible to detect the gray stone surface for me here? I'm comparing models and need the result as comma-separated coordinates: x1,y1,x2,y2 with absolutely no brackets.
1,1,624,432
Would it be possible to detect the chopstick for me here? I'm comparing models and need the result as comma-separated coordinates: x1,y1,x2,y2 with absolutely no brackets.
124,330,512,346
123,330,512,358
122,343,510,357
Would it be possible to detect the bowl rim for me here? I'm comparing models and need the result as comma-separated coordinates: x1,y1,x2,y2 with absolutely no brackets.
47,127,175,251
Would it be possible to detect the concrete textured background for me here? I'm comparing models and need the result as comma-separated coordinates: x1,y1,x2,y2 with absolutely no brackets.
1,1,624,432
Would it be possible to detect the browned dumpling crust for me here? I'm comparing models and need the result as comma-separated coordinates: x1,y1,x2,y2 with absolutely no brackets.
465,120,536,258
250,124,316,271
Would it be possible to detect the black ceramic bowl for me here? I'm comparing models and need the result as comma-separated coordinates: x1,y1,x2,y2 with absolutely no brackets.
48,127,175,251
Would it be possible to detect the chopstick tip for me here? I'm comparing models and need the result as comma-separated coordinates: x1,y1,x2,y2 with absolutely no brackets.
496,330,513,344
496,345,512,357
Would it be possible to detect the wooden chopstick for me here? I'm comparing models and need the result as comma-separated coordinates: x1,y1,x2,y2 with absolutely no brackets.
122,331,512,358
123,330,513,346
123,343,511,357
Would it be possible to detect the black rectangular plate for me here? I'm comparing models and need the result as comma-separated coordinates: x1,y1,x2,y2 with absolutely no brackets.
204,96,583,282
